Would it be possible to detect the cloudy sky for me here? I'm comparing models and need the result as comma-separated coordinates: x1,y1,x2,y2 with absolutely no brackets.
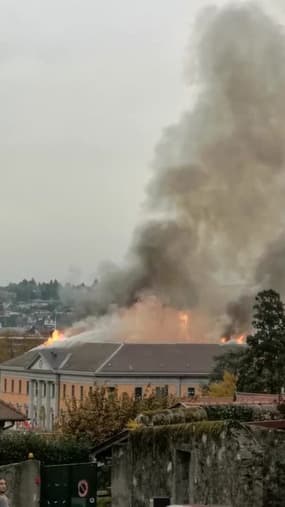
0,0,279,284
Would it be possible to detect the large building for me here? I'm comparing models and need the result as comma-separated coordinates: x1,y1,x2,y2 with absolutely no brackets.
0,341,224,431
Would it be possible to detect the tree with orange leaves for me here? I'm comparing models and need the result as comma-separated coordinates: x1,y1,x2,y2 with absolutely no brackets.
59,384,174,444
208,371,236,398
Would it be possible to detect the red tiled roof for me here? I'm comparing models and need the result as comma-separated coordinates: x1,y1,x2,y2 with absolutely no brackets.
236,392,282,404
249,420,285,430
173,397,234,408
173,392,285,408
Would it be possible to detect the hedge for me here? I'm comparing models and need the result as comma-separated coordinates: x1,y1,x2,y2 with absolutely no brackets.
0,432,91,466
205,404,280,422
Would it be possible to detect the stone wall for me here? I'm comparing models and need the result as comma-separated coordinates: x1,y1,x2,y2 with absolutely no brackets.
112,445,132,507
253,426,285,507
0,459,40,507
111,421,285,507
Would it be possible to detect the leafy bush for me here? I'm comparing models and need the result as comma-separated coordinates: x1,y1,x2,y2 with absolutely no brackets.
0,432,90,466
59,384,175,444
137,407,207,427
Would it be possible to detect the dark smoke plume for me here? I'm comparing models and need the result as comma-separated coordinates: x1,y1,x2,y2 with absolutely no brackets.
62,3,285,341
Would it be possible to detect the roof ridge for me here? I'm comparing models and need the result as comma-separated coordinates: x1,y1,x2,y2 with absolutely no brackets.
122,342,221,346
95,343,124,373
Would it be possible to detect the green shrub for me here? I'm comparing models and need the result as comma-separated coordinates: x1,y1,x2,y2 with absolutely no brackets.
0,432,90,466
97,498,111,507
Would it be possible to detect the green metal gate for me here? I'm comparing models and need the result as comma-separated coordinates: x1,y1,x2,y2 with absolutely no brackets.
41,462,97,507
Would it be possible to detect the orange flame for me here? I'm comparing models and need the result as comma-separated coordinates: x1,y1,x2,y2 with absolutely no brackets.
178,311,191,340
220,333,246,345
179,312,189,329
44,329,65,347
236,333,246,344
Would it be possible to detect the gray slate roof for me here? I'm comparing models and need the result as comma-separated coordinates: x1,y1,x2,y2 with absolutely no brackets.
2,349,38,368
0,342,223,376
62,343,121,372
100,343,221,374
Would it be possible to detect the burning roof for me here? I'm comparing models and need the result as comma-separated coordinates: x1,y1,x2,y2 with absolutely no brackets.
0,342,230,376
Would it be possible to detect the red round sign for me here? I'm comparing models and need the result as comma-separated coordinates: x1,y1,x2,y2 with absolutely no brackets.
78,479,89,498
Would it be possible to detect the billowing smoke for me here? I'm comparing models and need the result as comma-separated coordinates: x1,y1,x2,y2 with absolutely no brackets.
223,294,253,339
62,296,194,345
61,2,285,343
255,232,285,295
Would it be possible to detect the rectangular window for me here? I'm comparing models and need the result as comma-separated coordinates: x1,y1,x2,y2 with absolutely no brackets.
51,384,55,399
80,386,84,401
63,384,66,399
26,381,30,395
71,385,75,398
42,383,46,398
19,380,22,394
134,387,143,400
11,379,14,393
89,386,93,396
187,387,196,397
4,379,7,393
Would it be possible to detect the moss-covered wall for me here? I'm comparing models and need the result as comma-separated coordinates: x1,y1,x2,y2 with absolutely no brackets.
253,427,285,507
112,421,285,507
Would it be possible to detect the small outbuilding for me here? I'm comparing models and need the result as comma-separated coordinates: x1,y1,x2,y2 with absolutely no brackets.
0,399,27,430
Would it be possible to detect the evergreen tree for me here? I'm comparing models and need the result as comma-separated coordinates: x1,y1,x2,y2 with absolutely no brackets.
210,346,246,382
237,289,285,394
211,290,285,394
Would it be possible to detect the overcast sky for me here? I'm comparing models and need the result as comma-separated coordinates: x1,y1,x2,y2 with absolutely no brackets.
0,0,280,285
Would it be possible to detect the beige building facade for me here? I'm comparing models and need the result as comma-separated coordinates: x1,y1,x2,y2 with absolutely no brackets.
0,342,223,431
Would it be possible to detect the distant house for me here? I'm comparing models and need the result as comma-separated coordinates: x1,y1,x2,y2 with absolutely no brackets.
0,399,27,430
0,341,225,431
